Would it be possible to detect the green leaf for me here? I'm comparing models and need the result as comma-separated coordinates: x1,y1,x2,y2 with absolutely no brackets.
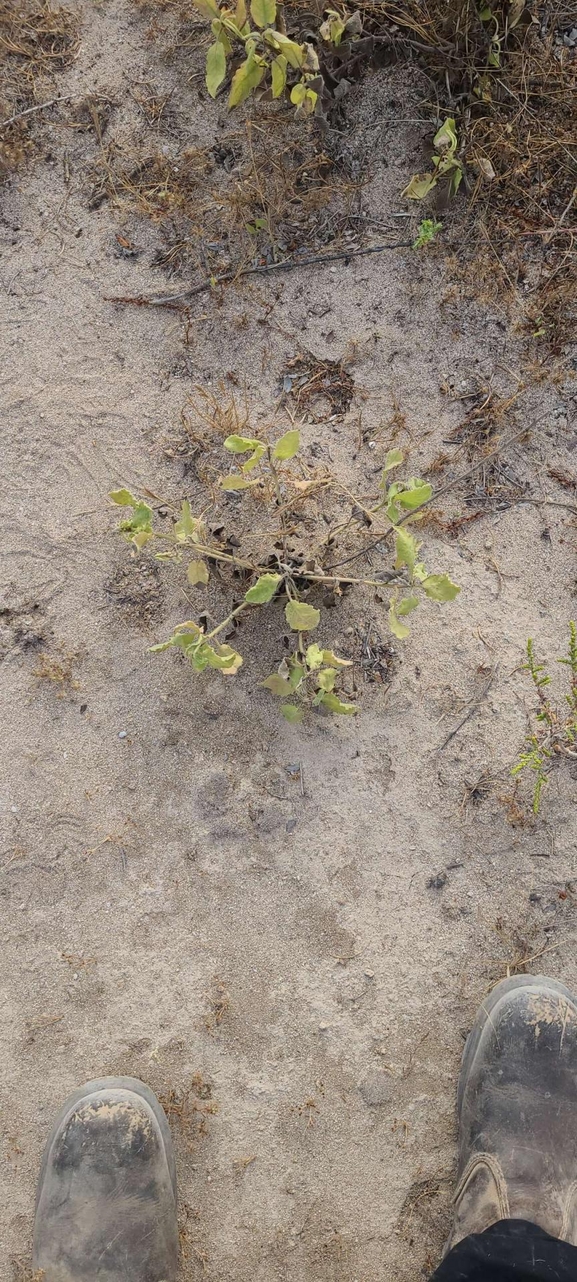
228,50,266,107
221,474,257,491
421,574,460,602
174,500,197,541
271,54,287,97
322,649,352,668
290,82,317,116
288,661,304,690
383,448,404,475
317,667,337,692
110,487,139,506
285,600,320,631
306,643,324,670
263,30,304,67
250,0,275,25
318,691,357,715
389,603,410,640
281,703,304,723
224,434,262,452
187,559,209,585
244,572,282,604
394,527,420,574
262,674,293,695
397,594,419,616
241,444,265,473
206,41,227,97
273,429,300,460
132,529,153,550
396,481,432,510
402,172,437,200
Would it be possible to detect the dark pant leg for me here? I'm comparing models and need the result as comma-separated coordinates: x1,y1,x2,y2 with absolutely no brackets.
431,1220,577,1281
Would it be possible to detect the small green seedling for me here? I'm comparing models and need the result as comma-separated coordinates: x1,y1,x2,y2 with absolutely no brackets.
110,436,460,723
512,625,577,814
403,119,463,201
413,219,443,249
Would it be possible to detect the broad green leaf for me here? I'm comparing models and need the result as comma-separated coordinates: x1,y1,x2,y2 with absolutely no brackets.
397,594,419,616
119,500,153,535
319,12,346,43
285,600,320,631
206,41,227,97
389,602,410,640
187,559,209,585
273,429,300,460
306,643,324,670
383,448,403,474
110,487,138,506
288,661,304,690
224,434,262,452
402,172,437,200
242,444,265,472
244,572,281,604
271,54,287,98
250,0,275,25
394,527,419,574
263,30,304,66
262,674,292,695
235,0,247,24
317,667,337,692
421,574,460,602
191,0,220,17
174,499,197,541
319,691,357,715
396,481,432,510
221,474,257,491
322,649,352,668
281,703,304,723
228,51,266,107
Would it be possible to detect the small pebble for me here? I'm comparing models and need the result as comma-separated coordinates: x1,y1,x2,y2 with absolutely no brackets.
118,731,128,740
364,968,375,979
318,1022,328,1031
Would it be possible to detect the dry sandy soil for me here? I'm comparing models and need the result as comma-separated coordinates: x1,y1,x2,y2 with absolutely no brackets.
1,3,577,1279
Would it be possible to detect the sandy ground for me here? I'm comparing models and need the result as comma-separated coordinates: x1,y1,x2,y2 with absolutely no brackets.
2,3,577,1279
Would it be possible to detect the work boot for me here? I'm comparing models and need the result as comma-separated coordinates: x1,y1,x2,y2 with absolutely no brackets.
33,1077,178,1282
447,975,577,1250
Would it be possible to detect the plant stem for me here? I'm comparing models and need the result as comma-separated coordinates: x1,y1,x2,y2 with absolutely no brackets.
205,602,248,641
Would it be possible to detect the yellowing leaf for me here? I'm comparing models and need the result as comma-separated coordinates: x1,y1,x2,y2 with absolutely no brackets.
220,474,257,490
187,559,209,585
174,499,197,541
271,54,287,98
244,573,282,604
395,527,420,574
508,0,525,27
110,487,138,506
319,691,357,715
317,667,337,692
421,574,460,602
290,82,317,116
224,434,262,452
288,661,304,690
397,594,419,616
322,649,352,668
228,51,265,107
281,703,304,723
132,529,153,550
250,0,275,25
434,118,458,154
206,41,227,97
207,642,243,673
264,30,304,66
285,600,320,631
191,0,220,17
383,448,403,474
262,674,293,695
389,602,410,640
402,172,437,200
273,429,300,460
235,0,247,24
306,643,324,669
241,444,265,472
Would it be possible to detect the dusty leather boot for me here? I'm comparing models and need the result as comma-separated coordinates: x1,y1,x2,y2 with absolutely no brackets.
33,1077,178,1282
447,974,577,1251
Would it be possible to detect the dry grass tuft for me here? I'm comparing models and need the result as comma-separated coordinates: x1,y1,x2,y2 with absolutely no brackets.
0,0,79,176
